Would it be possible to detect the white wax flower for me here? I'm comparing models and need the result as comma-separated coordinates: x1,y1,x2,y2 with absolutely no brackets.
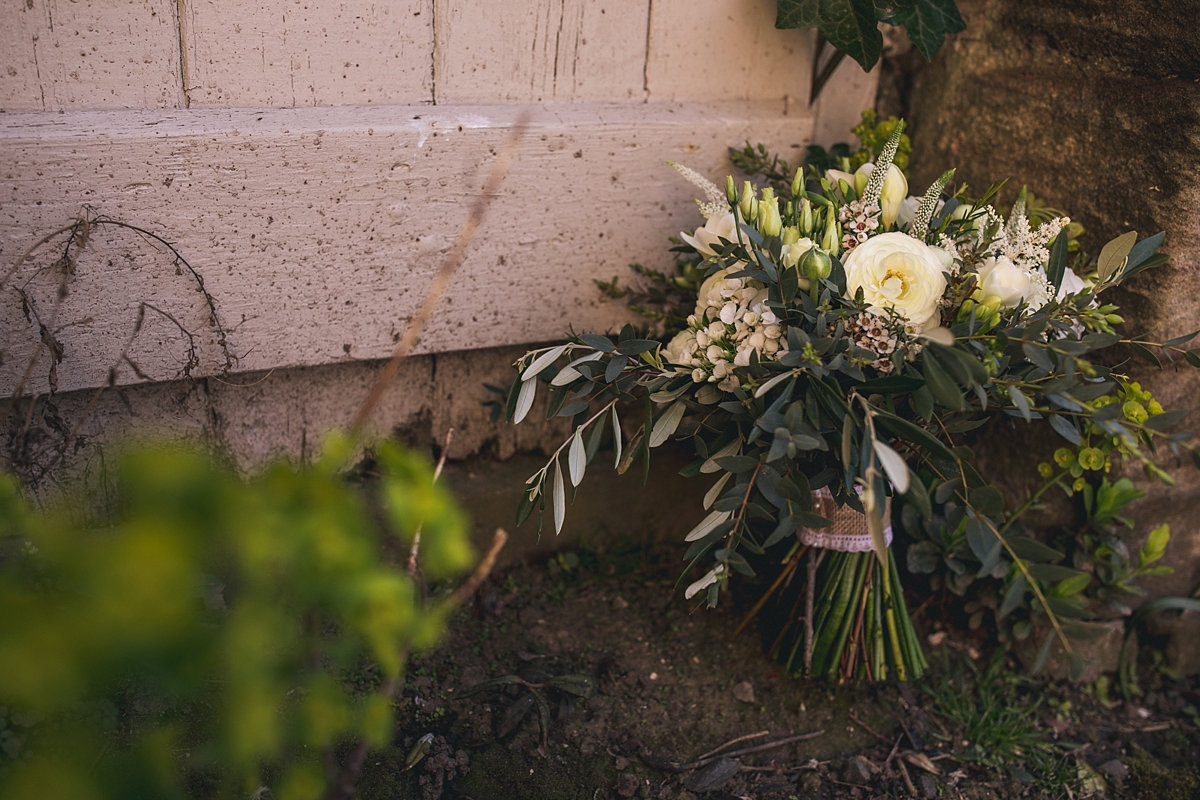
843,232,949,331
977,255,1032,309
681,212,738,257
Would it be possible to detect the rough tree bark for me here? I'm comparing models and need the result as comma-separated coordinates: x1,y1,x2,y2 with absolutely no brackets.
893,0,1200,662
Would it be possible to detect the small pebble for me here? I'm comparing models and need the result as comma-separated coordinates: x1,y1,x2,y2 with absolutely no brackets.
732,680,755,703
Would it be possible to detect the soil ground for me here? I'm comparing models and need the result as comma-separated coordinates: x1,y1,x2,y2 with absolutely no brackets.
354,538,1200,800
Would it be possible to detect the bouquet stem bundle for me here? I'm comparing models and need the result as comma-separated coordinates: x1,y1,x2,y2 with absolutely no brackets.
769,547,925,683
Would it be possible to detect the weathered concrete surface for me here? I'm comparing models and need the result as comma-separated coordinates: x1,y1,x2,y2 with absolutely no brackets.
1,342,709,559
901,0,1200,599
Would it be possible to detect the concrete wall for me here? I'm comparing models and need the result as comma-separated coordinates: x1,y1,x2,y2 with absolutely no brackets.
1,0,876,542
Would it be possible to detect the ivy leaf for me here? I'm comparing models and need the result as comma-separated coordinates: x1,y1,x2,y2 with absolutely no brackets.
778,0,883,70
889,0,966,61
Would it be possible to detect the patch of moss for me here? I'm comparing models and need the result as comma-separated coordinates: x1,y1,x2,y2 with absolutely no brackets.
1127,744,1199,800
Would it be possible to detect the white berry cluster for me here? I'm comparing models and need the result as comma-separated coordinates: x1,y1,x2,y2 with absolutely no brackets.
663,268,789,392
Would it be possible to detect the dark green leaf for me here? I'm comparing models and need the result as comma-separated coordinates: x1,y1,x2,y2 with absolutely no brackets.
857,375,925,394
874,410,958,464
1121,231,1166,277
1008,386,1032,423
496,692,536,738
965,516,1000,567
890,0,966,61
1031,630,1055,676
1164,330,1200,349
907,540,940,574
998,574,1027,621
1129,342,1162,368
1048,414,1082,445
778,0,884,71
579,333,614,352
905,469,932,519
922,351,963,410
715,455,759,473
1045,231,1068,291
1006,536,1065,562
546,674,596,698
968,486,1004,521
615,339,659,356
1143,408,1188,430
1027,563,1083,582
1021,342,1055,373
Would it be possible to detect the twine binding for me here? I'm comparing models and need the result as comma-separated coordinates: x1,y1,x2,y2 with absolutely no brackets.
798,487,893,552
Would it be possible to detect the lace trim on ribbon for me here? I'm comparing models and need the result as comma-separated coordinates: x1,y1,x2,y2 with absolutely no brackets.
798,487,893,553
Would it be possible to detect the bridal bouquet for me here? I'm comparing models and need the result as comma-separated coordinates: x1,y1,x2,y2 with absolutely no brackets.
502,121,1193,683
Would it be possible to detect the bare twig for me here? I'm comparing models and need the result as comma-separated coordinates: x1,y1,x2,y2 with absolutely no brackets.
695,730,770,762
448,528,509,608
408,428,455,576
350,115,529,432
896,757,918,798
681,730,825,771
848,710,892,746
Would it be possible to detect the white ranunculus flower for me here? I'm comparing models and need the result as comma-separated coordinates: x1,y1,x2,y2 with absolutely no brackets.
977,255,1032,309
663,329,696,367
1056,266,1087,301
681,212,738,257
843,232,949,331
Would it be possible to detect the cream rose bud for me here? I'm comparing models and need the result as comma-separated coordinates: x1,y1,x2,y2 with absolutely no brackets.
976,255,1032,309
681,213,738,257
695,330,711,348
692,368,706,383
1056,266,1087,301
843,231,949,331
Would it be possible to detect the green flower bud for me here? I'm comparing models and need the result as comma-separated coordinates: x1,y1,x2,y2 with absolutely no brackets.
758,188,782,237
800,198,814,236
1104,314,1124,324
781,226,800,246
820,216,839,254
739,181,755,221
792,166,804,198
725,175,738,205
798,247,832,282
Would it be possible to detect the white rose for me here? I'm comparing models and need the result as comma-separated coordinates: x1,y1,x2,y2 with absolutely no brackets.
977,255,1032,309
843,231,949,331
663,329,696,367
681,212,738,257
1056,266,1087,301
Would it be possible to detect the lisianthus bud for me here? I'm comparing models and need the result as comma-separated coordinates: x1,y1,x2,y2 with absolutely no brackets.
781,226,800,246
821,216,840,254
725,175,737,205
792,167,804,198
758,188,782,237
879,164,908,227
854,170,869,198
800,198,814,235
798,247,832,282
739,182,755,221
